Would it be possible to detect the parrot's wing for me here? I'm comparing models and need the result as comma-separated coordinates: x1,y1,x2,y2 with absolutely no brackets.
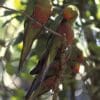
30,49,49,75
25,75,56,99
18,0,52,72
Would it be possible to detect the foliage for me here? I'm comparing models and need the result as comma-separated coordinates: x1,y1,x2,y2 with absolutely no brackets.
0,0,100,100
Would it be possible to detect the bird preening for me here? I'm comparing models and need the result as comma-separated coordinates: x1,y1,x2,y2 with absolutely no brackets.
18,0,82,99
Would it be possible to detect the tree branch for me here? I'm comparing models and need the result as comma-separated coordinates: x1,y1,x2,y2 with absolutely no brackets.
0,5,62,37
53,34,72,100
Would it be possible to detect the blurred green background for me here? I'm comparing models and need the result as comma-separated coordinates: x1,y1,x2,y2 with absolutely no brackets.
0,0,100,100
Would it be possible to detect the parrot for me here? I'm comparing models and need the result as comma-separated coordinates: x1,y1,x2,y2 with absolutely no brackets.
18,0,52,71
41,5,78,67
30,49,61,75
25,51,61,98
25,19,76,99
72,63,80,74
38,18,75,74
25,75,58,99
25,5,78,99
63,5,78,23
67,46,84,74
68,46,84,64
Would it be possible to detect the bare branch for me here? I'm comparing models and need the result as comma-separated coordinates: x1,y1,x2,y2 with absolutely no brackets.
52,33,72,100
0,5,62,37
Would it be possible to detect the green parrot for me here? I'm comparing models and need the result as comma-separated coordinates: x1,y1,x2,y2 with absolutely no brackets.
25,5,78,99
18,0,52,71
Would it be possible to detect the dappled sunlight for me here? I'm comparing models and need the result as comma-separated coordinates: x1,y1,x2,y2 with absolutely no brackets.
0,0,100,100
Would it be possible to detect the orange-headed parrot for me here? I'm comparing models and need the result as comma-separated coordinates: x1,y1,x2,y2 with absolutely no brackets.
25,5,78,99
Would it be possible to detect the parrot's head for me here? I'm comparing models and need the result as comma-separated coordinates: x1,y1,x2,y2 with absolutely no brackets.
63,5,79,23
36,0,52,7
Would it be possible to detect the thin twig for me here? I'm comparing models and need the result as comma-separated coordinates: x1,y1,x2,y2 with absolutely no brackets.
0,5,62,37
52,33,72,100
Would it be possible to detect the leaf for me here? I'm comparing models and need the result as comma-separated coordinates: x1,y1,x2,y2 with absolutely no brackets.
15,15,24,22
13,32,23,46
0,0,6,5
1,15,24,27
3,10,15,16
0,39,6,47
6,62,15,75
89,42,100,56
1,18,13,27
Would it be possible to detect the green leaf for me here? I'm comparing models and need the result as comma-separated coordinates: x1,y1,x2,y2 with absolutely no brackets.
89,42,100,56
3,10,15,16
13,32,23,46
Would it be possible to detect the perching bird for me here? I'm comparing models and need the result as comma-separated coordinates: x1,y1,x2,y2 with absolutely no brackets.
25,5,79,99
25,46,63,99
18,0,52,71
